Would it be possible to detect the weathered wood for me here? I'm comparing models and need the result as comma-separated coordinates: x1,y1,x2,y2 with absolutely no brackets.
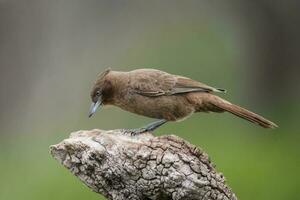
50,129,237,200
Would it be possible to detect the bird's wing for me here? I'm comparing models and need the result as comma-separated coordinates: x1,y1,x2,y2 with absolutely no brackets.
173,76,226,94
130,69,226,97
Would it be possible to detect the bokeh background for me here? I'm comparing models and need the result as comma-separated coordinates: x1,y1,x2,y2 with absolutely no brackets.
0,0,299,200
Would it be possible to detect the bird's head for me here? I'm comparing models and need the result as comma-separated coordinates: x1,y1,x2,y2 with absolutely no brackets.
88,68,112,117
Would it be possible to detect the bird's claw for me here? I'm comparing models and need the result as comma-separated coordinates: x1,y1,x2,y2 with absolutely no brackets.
121,128,148,136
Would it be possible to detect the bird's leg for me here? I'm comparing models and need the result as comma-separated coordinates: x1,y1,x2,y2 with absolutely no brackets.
123,119,167,136
142,119,167,132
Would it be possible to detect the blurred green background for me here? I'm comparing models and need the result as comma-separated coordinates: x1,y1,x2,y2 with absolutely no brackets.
0,0,299,200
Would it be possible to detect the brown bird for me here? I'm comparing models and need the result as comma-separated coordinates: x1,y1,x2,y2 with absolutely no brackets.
89,68,277,135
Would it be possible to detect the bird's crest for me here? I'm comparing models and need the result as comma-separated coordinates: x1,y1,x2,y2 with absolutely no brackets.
97,67,111,80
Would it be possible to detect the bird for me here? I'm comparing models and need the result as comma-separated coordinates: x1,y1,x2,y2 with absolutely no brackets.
88,68,278,135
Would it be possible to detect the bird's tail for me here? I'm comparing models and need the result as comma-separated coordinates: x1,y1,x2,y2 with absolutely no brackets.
210,97,278,128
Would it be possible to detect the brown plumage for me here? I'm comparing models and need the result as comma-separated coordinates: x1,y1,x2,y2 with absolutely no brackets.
89,68,278,132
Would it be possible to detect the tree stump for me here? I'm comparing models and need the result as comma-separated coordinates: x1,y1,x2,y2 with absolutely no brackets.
50,129,237,200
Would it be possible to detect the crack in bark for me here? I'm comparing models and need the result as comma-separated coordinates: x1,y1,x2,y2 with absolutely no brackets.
50,129,237,200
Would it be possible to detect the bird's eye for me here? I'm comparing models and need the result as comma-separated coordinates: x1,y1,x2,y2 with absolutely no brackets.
96,91,101,96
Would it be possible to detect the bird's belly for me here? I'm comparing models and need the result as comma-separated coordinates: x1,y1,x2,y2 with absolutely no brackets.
117,94,195,121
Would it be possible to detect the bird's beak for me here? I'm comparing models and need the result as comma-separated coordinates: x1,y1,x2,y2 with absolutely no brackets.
88,98,102,118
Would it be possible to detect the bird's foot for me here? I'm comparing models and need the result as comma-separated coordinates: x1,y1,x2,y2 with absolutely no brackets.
121,119,167,136
121,128,148,136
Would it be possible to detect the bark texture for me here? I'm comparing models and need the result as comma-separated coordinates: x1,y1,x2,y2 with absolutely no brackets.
50,129,237,200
